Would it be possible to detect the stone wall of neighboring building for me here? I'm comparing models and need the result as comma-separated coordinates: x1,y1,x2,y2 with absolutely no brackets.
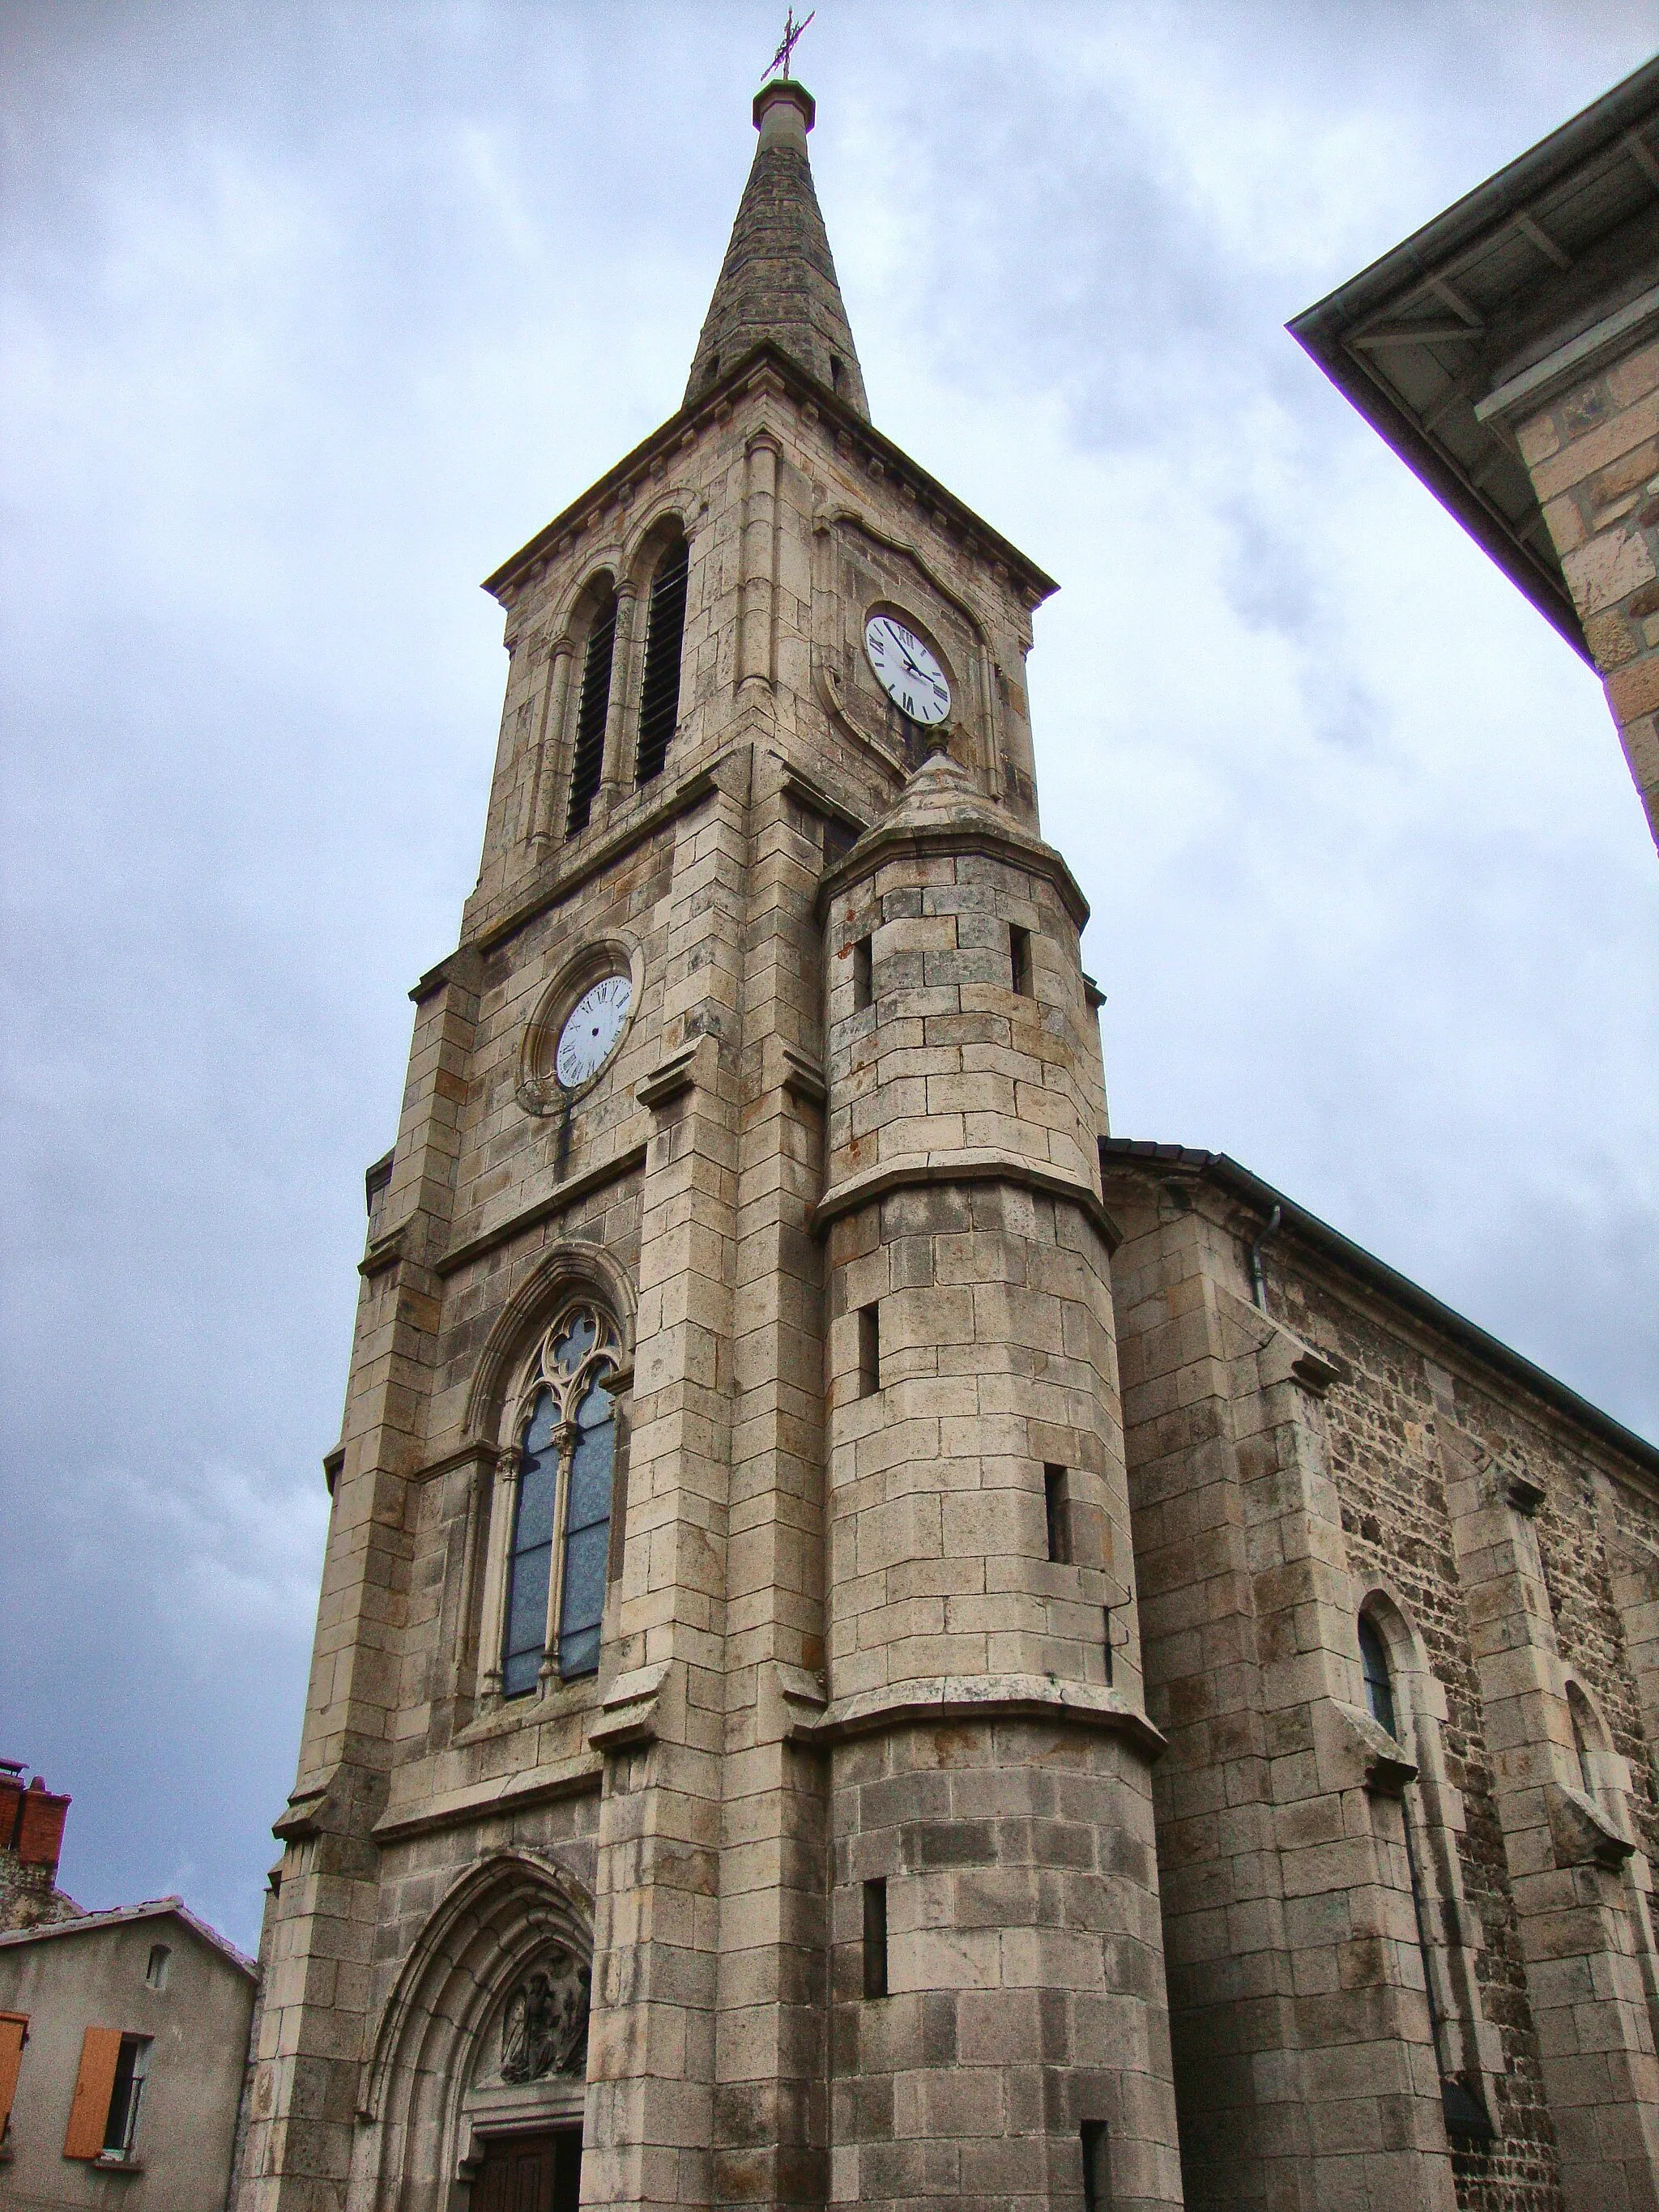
1516,328,1659,848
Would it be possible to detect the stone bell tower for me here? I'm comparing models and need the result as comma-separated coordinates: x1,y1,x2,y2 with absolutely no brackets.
237,73,1181,2212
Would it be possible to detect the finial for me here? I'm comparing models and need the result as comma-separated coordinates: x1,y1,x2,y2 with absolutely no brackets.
763,7,814,83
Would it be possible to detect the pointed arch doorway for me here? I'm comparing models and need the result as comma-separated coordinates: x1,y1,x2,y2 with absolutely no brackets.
359,1850,595,2212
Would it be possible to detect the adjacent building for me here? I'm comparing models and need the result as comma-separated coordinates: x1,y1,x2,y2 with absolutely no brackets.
237,66,1659,2212
0,1769,258,2210
1291,52,1659,853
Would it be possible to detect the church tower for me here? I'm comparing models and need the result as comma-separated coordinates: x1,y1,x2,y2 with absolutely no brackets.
237,75,1183,2212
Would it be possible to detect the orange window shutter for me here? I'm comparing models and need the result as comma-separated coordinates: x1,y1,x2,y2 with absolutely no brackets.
62,2025,122,2159
0,2013,26,2137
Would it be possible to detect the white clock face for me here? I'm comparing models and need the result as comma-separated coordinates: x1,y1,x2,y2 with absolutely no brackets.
555,974,633,1089
864,615,951,727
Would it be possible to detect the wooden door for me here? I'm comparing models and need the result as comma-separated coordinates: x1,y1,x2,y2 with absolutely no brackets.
470,2127,582,2212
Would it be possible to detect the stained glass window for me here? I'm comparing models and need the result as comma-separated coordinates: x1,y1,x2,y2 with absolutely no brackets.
503,1388,559,1698
497,1302,621,1696
558,1379,615,1678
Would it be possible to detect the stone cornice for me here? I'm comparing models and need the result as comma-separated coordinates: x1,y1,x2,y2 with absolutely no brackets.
814,809,1091,931
370,1752,603,1846
812,1151,1121,1253
787,1675,1166,1762
480,339,1058,612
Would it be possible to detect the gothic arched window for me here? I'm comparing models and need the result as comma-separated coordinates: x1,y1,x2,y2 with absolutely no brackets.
1358,1611,1397,1739
565,588,618,837
634,535,689,786
498,1302,622,1694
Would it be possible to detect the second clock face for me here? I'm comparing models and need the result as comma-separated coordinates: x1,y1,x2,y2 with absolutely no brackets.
556,973,633,1089
864,615,951,727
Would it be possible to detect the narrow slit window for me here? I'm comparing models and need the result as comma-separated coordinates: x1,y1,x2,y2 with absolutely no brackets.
1102,1606,1115,1687
565,588,617,837
634,536,689,786
852,935,873,1012
830,353,845,393
1081,2119,1111,2212
1009,923,1033,996
1044,1466,1073,1565
862,1877,889,1998
857,1303,881,1398
143,1945,169,1992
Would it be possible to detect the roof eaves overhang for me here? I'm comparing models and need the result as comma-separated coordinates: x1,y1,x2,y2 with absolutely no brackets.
482,339,1059,611
1100,1136,1659,1486
1288,53,1659,670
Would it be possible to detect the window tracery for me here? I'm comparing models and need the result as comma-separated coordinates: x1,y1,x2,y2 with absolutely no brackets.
492,1302,624,1698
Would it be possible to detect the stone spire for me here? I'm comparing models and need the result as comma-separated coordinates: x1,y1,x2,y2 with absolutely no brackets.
684,79,870,419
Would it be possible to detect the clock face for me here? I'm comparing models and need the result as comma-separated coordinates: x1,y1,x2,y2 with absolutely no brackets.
864,615,951,727
555,974,633,1090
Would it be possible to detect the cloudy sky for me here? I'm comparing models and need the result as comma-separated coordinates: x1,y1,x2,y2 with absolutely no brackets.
3,1,1657,1954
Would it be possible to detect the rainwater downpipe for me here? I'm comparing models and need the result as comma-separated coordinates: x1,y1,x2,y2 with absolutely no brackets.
1247,1204,1282,1313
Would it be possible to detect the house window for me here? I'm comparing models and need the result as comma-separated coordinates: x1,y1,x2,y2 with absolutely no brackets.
634,535,689,786
1359,1612,1397,1738
565,586,618,837
101,2036,148,2161
0,2011,27,2148
65,2028,150,2163
497,1302,623,1696
143,1945,169,1992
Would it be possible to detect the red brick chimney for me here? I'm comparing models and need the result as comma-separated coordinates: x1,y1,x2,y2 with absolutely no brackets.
0,1762,76,1933
14,1776,70,1875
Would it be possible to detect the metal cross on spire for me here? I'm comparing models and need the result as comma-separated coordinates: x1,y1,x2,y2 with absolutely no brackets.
763,7,814,83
